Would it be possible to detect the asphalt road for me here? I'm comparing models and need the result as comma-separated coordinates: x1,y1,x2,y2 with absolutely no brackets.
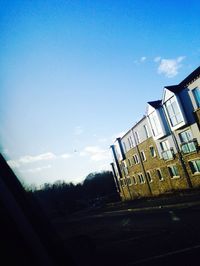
54,200,200,266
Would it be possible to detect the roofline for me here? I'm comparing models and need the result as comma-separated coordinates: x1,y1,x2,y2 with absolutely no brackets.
164,66,200,93
147,100,162,109
120,115,147,140
179,66,200,87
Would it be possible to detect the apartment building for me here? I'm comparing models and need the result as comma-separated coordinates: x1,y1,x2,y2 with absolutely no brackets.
110,66,200,201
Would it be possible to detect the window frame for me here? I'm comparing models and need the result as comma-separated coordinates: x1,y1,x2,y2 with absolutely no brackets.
192,87,200,108
168,165,180,178
189,159,200,174
157,169,164,181
144,124,150,139
146,171,152,183
149,146,156,157
140,150,146,161
132,176,137,185
133,154,140,164
165,95,184,128
138,173,145,184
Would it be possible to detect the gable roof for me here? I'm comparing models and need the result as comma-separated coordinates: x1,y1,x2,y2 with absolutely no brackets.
180,66,200,87
164,85,182,93
164,66,200,93
147,100,162,109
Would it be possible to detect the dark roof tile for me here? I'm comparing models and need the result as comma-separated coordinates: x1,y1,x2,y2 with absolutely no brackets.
147,100,162,108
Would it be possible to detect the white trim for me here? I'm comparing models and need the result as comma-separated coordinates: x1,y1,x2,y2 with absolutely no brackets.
163,92,187,131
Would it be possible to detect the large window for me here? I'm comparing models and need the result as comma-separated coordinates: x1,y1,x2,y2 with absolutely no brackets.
189,160,200,174
168,165,179,178
160,140,169,151
144,125,150,138
127,136,134,149
165,96,183,127
179,129,197,154
179,129,193,142
149,111,162,137
123,142,127,153
135,131,140,144
160,140,174,160
193,87,200,108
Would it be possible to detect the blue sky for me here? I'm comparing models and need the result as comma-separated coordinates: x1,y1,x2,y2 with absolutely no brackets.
1,0,200,187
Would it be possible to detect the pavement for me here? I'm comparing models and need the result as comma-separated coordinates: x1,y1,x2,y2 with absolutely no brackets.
53,189,200,266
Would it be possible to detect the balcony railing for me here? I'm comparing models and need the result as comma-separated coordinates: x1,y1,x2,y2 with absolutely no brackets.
162,149,174,160
181,139,198,154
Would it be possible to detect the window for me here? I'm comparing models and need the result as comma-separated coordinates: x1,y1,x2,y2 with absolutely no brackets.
140,151,146,161
127,138,131,149
160,140,174,160
179,129,193,142
179,129,197,154
157,169,164,181
160,140,169,151
132,176,137,184
133,154,139,164
193,87,200,108
126,177,132,186
122,162,129,176
127,158,132,167
165,96,183,127
135,131,140,144
147,172,152,182
149,146,156,157
123,142,127,153
189,160,200,174
144,125,150,138
127,136,134,149
138,173,145,184
149,111,162,137
168,165,179,178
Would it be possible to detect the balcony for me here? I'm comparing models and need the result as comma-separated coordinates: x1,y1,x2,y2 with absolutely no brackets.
181,139,198,154
162,149,174,160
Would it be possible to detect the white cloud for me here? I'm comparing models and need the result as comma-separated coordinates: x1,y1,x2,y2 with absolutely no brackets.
60,153,72,159
157,56,185,78
23,165,52,173
18,152,56,164
80,146,111,162
140,56,147,62
74,126,83,135
7,151,70,169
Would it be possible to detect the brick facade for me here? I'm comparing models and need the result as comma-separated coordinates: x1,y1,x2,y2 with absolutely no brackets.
111,67,200,201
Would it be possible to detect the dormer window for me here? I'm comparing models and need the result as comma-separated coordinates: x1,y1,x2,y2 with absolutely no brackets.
165,96,184,127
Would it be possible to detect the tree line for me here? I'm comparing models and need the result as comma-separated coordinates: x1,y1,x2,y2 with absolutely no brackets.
29,171,120,218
